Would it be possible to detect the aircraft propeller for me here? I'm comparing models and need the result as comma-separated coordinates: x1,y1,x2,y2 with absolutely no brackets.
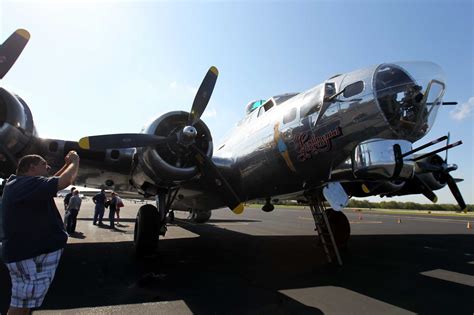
0,29,30,79
78,66,244,214
413,135,466,211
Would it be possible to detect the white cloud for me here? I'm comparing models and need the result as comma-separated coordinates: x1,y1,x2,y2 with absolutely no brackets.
169,81,177,89
450,97,474,121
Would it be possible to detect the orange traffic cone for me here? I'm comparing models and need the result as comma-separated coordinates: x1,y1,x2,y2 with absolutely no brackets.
397,217,401,224
467,221,472,229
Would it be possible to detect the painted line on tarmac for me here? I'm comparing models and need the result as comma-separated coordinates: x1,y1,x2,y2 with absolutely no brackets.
420,269,474,287
298,216,382,224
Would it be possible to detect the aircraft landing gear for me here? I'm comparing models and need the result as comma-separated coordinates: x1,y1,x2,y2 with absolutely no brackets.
324,208,350,249
133,189,177,257
189,209,212,223
261,197,275,212
134,204,159,257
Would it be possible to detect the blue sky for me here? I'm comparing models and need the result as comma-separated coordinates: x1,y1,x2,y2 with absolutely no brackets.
1,0,472,204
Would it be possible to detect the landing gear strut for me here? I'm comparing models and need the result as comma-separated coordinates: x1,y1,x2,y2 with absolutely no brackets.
261,197,274,212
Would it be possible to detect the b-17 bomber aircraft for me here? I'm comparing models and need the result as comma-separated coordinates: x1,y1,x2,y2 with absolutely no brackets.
0,29,466,264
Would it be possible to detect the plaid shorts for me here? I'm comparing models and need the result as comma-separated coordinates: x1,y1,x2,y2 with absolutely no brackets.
6,249,63,308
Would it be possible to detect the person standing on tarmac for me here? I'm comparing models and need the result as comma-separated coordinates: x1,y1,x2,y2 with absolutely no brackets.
62,186,76,225
1,151,79,314
65,189,82,234
92,189,107,226
108,192,118,229
63,186,76,211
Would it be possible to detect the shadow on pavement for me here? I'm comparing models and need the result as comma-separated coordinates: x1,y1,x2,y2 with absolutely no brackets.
1,220,473,314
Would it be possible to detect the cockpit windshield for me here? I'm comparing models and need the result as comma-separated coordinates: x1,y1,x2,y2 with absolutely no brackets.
245,93,298,116
245,99,266,115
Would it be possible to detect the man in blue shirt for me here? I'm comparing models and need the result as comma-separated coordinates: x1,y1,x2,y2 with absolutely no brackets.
1,151,79,314
92,189,107,226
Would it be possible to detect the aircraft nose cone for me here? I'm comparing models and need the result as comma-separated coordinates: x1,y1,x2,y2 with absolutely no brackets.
374,61,445,142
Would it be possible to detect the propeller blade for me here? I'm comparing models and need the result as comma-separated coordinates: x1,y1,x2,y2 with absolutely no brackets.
412,174,438,203
444,174,467,211
79,133,172,150
188,66,219,125
191,144,243,214
0,29,30,79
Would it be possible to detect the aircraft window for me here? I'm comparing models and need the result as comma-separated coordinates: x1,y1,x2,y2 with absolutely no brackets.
325,83,336,98
245,99,266,115
323,83,337,102
283,107,297,124
111,150,120,159
343,81,364,98
263,99,275,111
257,106,265,117
273,93,298,105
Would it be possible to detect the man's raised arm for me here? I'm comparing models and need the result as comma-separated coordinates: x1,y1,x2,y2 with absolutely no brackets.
57,151,80,190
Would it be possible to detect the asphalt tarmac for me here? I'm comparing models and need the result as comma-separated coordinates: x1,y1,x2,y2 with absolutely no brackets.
1,199,473,314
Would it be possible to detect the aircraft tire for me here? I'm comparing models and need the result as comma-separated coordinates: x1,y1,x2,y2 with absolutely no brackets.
134,204,159,257
325,208,351,249
190,209,212,223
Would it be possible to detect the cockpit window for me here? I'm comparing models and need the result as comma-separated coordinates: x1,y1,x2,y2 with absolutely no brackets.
343,81,364,98
273,93,298,105
263,99,275,111
245,99,266,115
324,83,336,99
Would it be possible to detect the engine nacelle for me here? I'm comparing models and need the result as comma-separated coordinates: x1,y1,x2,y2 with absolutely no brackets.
414,154,446,190
0,88,36,176
131,111,213,194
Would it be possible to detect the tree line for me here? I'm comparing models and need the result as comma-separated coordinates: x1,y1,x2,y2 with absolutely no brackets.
347,199,473,211
252,198,472,211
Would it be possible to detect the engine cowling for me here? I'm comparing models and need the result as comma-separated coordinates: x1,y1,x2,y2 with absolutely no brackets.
0,87,36,176
414,154,446,190
131,111,213,193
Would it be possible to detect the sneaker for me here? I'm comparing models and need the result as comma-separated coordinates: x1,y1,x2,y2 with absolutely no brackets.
93,222,97,225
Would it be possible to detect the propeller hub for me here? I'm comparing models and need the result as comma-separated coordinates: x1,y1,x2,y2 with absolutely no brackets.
178,125,198,146
183,125,197,138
